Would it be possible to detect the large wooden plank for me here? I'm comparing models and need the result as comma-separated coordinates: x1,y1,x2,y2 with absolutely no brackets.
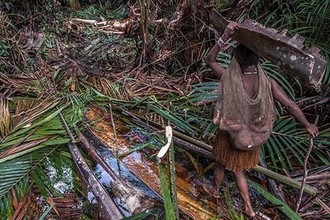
210,9,326,90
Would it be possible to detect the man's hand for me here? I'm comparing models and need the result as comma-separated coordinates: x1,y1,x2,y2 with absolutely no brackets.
306,123,319,138
223,21,239,40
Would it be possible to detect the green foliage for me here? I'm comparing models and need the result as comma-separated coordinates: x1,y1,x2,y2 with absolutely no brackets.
263,118,306,171
0,92,89,217
261,60,295,99
158,163,176,220
0,39,9,57
187,81,218,103
263,117,330,171
72,2,128,20
38,203,55,220
0,174,29,218
121,208,161,220
224,190,245,220
323,53,330,85
249,180,302,220
0,147,56,217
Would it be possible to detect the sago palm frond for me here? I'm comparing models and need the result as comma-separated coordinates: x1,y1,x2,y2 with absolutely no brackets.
0,146,60,217
261,60,296,99
0,94,88,217
262,117,330,172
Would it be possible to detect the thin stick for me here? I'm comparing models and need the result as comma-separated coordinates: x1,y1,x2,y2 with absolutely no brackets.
296,138,314,212
109,104,120,170
71,18,97,25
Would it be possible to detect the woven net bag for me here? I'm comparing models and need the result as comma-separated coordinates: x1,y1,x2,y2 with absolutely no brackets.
213,58,276,151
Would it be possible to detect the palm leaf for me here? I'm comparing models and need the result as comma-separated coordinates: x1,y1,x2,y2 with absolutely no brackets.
187,82,218,102
0,161,31,197
264,117,330,171
158,163,176,220
2,105,67,144
265,118,303,170
249,180,302,220
38,204,55,220
261,61,295,99
0,146,59,216
0,94,84,218
0,175,30,218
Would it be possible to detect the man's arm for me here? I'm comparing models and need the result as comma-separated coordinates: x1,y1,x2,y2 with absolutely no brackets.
271,79,319,137
205,22,238,78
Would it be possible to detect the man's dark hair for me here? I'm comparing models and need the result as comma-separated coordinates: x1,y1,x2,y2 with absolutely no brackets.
234,44,259,68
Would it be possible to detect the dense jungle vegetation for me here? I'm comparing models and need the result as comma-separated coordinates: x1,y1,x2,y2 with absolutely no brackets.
0,0,329,219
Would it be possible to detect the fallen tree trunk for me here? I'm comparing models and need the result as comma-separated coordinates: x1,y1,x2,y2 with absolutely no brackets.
59,112,123,220
78,132,160,215
68,143,124,220
85,106,221,220
210,9,326,90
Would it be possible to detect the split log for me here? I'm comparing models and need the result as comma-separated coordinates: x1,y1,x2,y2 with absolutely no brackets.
59,112,123,220
68,143,124,220
85,106,222,220
78,132,159,215
210,9,326,90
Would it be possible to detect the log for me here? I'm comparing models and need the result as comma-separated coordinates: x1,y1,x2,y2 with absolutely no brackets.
85,106,221,220
210,9,326,90
68,143,124,220
78,132,159,215
58,112,123,220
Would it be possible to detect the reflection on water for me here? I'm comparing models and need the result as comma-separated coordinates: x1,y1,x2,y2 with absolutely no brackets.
87,191,97,204
95,144,161,201
46,158,73,193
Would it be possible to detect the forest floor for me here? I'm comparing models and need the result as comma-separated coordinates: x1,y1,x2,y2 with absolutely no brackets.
1,1,330,220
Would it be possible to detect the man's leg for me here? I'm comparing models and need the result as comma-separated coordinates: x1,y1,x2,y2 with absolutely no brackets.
234,171,256,217
214,162,225,193
201,162,225,197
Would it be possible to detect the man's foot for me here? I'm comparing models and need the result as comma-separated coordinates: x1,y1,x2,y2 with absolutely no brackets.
243,211,267,220
243,208,256,219
201,183,220,198
243,206,256,218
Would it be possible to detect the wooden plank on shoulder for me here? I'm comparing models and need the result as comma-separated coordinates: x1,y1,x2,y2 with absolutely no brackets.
210,9,326,90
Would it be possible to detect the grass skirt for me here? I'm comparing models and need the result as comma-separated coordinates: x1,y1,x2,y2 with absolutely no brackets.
213,130,259,172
